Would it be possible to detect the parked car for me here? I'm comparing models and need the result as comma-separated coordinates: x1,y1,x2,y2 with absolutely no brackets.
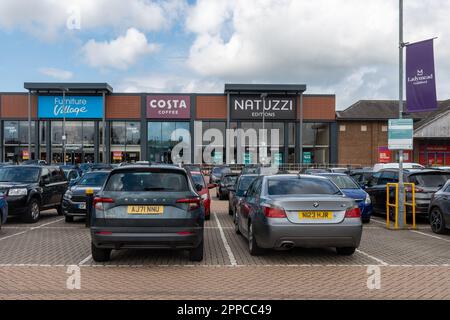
90,166,205,262
235,174,362,256
365,169,450,217
22,160,47,166
0,165,68,223
216,173,239,200
349,169,374,188
59,164,82,176
372,162,424,172
188,171,215,221
302,168,331,174
329,167,350,174
62,168,82,187
315,173,373,223
183,164,202,173
209,166,232,184
88,163,114,171
62,170,110,222
428,179,450,234
228,174,259,216
0,193,8,230
241,165,262,175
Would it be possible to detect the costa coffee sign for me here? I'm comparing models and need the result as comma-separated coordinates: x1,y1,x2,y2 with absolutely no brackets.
147,95,190,119
230,96,296,120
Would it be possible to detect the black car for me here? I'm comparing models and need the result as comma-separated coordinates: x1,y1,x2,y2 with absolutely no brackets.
209,166,232,184
349,169,374,187
216,173,239,200
228,174,259,216
428,180,450,234
90,165,204,262
366,169,450,217
62,170,110,222
0,165,68,223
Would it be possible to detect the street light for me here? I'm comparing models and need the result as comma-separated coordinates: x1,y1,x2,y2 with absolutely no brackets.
60,87,69,165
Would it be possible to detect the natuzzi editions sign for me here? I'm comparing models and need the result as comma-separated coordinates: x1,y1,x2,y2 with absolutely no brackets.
38,96,104,119
147,95,191,119
230,96,296,120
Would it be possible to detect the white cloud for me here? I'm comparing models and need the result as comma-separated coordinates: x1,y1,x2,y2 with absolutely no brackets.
185,0,450,108
81,28,159,70
0,0,186,40
117,74,223,93
38,67,74,80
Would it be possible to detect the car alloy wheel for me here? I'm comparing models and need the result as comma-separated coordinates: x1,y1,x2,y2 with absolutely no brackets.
430,208,445,234
31,201,40,221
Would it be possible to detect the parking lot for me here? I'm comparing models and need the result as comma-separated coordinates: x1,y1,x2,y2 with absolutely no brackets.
0,195,449,300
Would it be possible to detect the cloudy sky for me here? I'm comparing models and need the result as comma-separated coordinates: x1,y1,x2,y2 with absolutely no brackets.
0,0,448,109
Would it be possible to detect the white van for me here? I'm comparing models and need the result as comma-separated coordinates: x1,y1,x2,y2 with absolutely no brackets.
373,163,424,172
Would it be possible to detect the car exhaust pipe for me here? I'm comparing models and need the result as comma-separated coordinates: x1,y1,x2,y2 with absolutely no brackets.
280,241,294,249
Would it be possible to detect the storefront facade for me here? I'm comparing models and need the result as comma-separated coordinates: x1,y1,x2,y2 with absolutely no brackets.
0,82,337,165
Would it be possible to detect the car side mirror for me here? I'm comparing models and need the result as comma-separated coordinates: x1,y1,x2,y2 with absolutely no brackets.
41,177,50,185
208,183,216,189
243,191,248,197
195,184,203,192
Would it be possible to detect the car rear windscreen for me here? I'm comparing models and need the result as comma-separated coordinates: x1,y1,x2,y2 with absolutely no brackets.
268,178,341,196
105,171,189,192
410,173,450,188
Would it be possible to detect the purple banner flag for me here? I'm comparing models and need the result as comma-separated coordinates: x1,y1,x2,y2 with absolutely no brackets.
406,39,438,113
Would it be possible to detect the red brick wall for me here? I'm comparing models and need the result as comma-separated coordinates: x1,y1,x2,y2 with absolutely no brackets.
338,121,389,166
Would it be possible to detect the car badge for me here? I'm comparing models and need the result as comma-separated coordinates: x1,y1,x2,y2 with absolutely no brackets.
313,202,319,208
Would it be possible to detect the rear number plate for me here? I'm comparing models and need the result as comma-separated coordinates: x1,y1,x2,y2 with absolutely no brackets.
128,206,164,215
299,211,333,220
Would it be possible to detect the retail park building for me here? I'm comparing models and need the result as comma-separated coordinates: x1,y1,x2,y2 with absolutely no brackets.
0,82,448,167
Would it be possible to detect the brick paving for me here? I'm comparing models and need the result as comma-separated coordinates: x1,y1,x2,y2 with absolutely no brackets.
0,196,449,299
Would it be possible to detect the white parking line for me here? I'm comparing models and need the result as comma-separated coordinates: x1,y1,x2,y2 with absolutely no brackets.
213,212,237,266
356,249,389,266
0,218,64,242
78,255,92,266
410,230,450,243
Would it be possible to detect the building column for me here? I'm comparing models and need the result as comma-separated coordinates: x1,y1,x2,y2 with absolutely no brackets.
34,119,40,160
140,94,147,161
94,121,99,163
46,121,51,164
329,122,338,165
0,120,3,163
296,93,304,164
190,94,196,164
105,121,111,163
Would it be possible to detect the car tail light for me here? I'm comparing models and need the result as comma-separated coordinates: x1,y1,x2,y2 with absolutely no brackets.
96,231,113,235
176,197,201,211
177,231,194,235
345,207,361,218
262,205,287,218
93,197,114,211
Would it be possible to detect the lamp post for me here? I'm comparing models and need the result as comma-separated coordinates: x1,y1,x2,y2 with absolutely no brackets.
61,88,69,165
398,0,405,228
260,93,268,165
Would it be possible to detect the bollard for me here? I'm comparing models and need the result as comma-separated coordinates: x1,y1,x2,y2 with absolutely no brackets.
85,188,94,228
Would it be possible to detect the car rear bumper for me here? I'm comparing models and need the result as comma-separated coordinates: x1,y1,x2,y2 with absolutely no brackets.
253,218,363,249
91,226,204,250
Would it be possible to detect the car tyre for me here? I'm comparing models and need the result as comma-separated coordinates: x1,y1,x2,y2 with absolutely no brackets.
362,216,371,224
430,207,447,234
205,212,211,221
56,204,64,216
189,237,204,262
336,247,356,256
91,242,111,262
219,193,225,200
228,206,233,216
65,215,74,223
23,198,40,223
248,222,264,256
234,213,241,235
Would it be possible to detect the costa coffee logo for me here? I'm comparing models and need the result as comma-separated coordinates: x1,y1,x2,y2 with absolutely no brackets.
147,95,191,119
